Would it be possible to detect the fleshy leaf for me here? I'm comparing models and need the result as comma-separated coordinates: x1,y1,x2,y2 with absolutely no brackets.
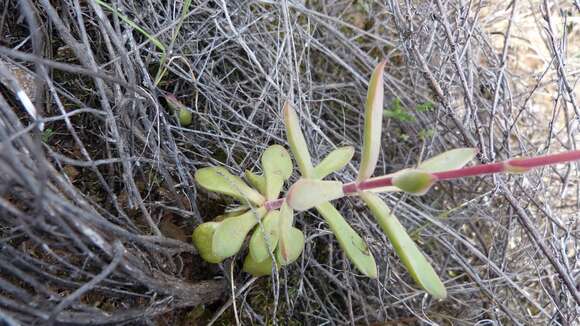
196,167,265,205
277,203,302,265
418,148,477,173
262,145,293,180
164,94,184,114
192,222,224,263
392,169,436,195
283,102,314,177
360,192,446,299
277,227,305,265
286,179,344,211
213,206,249,222
178,107,193,126
212,207,267,258
278,201,294,232
262,145,293,200
368,186,400,193
312,146,355,180
249,210,280,262
243,254,278,276
358,60,387,182
244,170,267,195
315,202,377,278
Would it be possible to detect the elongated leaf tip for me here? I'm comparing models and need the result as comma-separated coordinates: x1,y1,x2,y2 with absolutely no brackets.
361,192,446,298
283,101,314,176
358,60,387,181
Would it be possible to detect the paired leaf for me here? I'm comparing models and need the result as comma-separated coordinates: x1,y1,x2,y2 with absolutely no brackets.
277,227,305,265
358,60,387,181
275,203,303,265
360,192,446,299
249,210,280,262
262,145,293,200
192,222,224,263
244,170,267,195
283,102,314,177
287,179,344,211
392,169,436,195
196,167,265,205
212,207,267,258
316,202,377,278
418,148,477,173
312,146,355,179
243,254,278,276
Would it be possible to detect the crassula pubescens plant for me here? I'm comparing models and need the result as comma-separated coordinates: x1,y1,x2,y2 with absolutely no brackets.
192,60,580,299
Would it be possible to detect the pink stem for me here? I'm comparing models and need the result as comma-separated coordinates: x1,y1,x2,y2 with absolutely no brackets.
265,149,580,210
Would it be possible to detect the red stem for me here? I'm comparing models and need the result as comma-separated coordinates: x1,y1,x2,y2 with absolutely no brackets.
265,150,580,210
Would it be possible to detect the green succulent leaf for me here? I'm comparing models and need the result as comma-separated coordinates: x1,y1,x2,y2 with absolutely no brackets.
244,170,267,195
312,146,355,180
277,227,305,266
212,207,267,258
418,148,477,173
360,192,446,299
178,107,193,126
392,169,436,195
192,222,224,263
358,60,387,182
283,102,314,177
262,145,293,200
276,203,303,265
164,95,192,126
213,206,249,222
196,167,265,205
287,179,344,211
243,254,278,276
315,202,377,278
249,210,280,262
164,94,183,114
278,201,294,232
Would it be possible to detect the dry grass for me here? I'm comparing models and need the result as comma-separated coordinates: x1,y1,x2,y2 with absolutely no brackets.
0,0,578,325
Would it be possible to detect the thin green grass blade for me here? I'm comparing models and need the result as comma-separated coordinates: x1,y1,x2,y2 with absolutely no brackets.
95,0,166,51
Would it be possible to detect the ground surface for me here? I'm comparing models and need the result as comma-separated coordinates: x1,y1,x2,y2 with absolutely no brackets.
0,0,578,325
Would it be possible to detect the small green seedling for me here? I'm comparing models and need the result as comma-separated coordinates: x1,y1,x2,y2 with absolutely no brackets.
165,94,193,126
192,60,580,299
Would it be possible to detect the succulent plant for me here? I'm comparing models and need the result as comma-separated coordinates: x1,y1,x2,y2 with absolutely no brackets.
192,60,580,299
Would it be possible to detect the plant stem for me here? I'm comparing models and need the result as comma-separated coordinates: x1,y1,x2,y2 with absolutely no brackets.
345,149,580,194
265,149,580,210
